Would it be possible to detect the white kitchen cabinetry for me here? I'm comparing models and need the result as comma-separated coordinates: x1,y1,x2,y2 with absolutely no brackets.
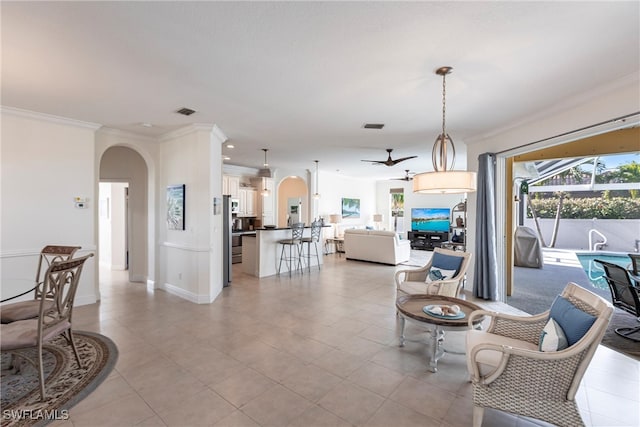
223,175,240,198
260,179,275,225
238,188,257,216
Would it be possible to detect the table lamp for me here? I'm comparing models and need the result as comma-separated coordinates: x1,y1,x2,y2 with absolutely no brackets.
329,214,342,238
373,214,383,230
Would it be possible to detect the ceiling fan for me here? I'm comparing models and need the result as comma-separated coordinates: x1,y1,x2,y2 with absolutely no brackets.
391,170,415,181
361,148,417,166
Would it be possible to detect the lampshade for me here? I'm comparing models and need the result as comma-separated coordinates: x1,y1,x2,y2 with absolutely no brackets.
329,214,342,224
413,66,477,194
373,214,383,222
413,170,477,194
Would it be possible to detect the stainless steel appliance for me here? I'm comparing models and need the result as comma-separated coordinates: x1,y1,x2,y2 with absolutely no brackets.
223,195,232,287
231,198,240,214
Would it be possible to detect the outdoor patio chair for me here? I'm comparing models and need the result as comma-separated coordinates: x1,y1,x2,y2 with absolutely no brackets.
0,253,93,401
394,247,471,297
595,259,640,342
466,282,613,427
1,245,81,323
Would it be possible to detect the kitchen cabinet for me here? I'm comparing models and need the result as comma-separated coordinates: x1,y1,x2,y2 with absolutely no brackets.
223,175,240,198
259,178,275,225
238,188,257,216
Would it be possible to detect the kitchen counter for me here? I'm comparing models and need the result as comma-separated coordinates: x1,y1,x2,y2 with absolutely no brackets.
241,227,326,277
232,230,257,236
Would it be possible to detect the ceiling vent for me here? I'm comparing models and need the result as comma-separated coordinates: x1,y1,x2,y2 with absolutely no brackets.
258,168,272,178
176,107,196,116
363,123,384,129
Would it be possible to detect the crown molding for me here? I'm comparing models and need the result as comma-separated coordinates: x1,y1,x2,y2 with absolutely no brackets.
0,106,102,130
211,124,228,144
159,123,214,142
97,126,158,142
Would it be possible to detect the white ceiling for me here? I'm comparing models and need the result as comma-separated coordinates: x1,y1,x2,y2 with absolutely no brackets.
2,1,639,179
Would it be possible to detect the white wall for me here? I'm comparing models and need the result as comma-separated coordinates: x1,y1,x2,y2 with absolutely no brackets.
465,73,640,294
0,108,99,305
317,171,377,230
157,125,224,303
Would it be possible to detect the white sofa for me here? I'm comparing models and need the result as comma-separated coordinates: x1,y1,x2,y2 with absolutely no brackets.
343,229,411,265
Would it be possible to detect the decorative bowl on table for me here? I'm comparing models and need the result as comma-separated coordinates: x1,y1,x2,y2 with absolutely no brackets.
422,304,465,320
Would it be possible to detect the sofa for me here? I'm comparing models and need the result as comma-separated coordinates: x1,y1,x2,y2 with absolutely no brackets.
343,229,411,265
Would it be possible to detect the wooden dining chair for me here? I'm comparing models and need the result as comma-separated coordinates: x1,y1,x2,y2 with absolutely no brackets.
0,253,93,401
0,245,81,323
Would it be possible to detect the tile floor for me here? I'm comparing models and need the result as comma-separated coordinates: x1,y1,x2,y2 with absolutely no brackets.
59,254,639,427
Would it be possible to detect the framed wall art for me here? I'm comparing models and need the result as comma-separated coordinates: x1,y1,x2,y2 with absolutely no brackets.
341,197,360,219
167,184,185,230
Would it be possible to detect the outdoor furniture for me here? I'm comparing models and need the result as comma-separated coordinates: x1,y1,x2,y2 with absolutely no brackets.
466,282,613,427
595,259,640,341
628,253,640,285
514,226,543,268
395,247,471,297
0,254,93,401
1,245,81,323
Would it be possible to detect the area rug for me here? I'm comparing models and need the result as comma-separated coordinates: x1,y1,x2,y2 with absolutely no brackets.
601,309,640,361
1,331,118,427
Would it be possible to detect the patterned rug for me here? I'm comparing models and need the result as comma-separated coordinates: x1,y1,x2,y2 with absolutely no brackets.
1,331,118,427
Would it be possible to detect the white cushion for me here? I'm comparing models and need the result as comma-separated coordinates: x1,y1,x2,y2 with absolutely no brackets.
466,329,538,376
425,268,456,283
539,317,569,352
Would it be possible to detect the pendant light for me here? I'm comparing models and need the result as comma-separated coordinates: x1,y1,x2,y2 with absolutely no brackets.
261,149,271,197
413,66,477,194
312,160,321,200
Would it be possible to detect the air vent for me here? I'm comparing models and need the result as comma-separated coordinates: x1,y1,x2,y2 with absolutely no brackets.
176,107,196,116
363,123,384,129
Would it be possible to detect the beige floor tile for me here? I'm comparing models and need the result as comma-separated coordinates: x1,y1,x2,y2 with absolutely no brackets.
70,374,136,414
318,381,385,425
213,410,261,427
211,367,276,408
70,393,156,426
389,376,456,420
287,404,352,427
280,363,343,402
312,348,366,378
156,388,236,426
364,399,439,427
135,415,169,426
347,362,406,397
240,384,313,427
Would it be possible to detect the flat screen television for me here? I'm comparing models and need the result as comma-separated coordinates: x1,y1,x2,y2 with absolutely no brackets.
411,208,450,232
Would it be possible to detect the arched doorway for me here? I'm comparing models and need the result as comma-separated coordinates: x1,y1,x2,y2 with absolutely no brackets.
99,146,149,285
277,176,308,227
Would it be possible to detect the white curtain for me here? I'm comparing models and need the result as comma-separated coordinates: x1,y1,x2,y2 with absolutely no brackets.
473,153,499,300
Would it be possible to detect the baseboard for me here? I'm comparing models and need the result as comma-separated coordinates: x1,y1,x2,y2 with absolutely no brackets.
161,282,213,304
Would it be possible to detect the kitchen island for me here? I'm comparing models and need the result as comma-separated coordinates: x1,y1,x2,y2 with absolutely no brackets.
242,226,326,277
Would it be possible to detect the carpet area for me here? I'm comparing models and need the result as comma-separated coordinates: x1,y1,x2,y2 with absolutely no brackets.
1,331,118,427
601,309,640,361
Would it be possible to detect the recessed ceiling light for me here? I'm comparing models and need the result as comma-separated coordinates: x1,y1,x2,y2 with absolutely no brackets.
363,123,385,129
222,155,231,161
226,143,235,149
140,123,153,128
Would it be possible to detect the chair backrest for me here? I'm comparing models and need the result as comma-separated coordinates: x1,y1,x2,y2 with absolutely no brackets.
595,259,640,317
429,247,472,296
290,223,305,241
629,253,640,276
35,245,81,299
38,253,93,336
309,220,322,241
557,282,613,399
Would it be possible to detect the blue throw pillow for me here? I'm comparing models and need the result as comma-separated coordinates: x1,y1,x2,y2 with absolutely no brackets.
549,295,596,346
431,252,464,275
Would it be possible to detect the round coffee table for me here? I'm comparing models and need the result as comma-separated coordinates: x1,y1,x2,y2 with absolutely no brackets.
396,294,484,372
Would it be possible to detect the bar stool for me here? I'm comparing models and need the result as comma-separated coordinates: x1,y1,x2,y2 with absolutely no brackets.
277,223,304,276
301,220,322,272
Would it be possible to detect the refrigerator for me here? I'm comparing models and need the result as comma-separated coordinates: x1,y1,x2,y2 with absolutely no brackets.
223,195,232,287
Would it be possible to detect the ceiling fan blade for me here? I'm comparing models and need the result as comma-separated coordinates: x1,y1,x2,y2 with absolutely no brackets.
390,155,418,165
361,159,386,164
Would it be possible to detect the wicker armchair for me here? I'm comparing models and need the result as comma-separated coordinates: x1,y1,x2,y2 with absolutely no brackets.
394,247,471,297
466,282,613,427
